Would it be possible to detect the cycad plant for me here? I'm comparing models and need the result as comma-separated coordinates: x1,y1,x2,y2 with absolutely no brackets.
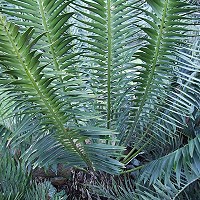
0,0,199,199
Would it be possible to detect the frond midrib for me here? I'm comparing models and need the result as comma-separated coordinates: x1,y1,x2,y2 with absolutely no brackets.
37,0,63,83
107,0,112,129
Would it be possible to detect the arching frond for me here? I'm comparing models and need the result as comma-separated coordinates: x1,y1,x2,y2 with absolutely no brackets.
0,0,90,127
122,0,200,153
0,15,124,173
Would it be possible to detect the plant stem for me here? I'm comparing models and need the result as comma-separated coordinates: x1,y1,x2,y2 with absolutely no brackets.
107,0,112,129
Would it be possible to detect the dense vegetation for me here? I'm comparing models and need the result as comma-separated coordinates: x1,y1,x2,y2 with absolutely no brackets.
0,0,199,199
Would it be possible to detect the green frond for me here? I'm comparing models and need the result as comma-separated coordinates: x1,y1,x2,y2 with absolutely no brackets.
0,0,199,198
0,153,30,199
0,15,124,173
24,181,68,200
0,152,67,200
137,134,200,199
122,0,200,147
88,174,139,200
1,0,80,104
136,177,200,200
71,0,142,130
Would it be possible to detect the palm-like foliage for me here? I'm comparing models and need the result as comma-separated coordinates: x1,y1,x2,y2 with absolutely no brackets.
0,0,200,199
71,0,142,131
0,0,124,174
